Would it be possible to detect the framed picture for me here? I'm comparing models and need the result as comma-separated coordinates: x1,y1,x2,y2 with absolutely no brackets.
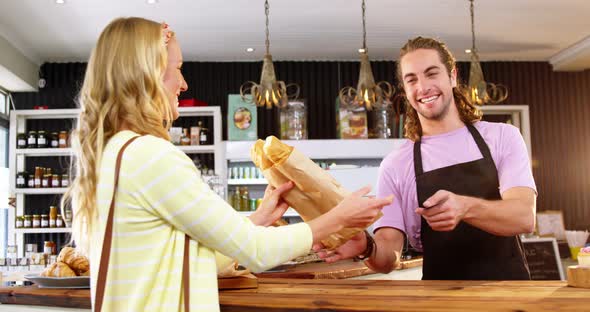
536,210,566,241
227,94,257,141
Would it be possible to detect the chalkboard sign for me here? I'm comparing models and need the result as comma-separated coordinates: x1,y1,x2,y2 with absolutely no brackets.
522,237,564,280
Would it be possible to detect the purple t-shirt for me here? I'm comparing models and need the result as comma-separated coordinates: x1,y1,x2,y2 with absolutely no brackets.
373,121,536,251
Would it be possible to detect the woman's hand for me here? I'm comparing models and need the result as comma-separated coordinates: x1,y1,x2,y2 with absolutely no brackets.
247,181,294,226
329,186,393,229
306,186,393,245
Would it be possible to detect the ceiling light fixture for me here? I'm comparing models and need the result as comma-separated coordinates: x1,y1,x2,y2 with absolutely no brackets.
240,0,300,109
55,0,65,4
465,49,472,54
338,0,394,111
467,0,508,105
146,0,158,4
246,47,255,52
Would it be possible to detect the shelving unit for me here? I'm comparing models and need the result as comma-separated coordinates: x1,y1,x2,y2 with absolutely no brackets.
8,106,223,258
8,108,80,258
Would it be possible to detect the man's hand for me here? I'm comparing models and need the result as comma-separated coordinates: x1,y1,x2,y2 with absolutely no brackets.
415,190,469,232
248,181,294,226
312,231,367,263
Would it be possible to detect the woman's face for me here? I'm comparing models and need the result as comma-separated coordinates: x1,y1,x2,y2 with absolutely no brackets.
163,36,188,120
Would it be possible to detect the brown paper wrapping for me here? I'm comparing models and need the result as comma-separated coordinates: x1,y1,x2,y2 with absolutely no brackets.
251,136,382,250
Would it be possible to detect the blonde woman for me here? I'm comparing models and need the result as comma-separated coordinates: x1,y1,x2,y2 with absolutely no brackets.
63,17,391,311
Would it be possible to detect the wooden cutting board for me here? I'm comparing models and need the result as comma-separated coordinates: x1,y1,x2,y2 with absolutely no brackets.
218,277,258,289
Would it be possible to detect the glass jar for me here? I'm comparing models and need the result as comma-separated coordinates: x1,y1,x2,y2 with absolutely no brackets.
27,131,37,148
34,167,43,188
52,174,60,187
279,100,307,140
15,216,24,228
27,174,35,188
37,131,48,148
42,174,50,188
49,206,58,228
32,215,41,228
43,241,56,255
17,133,27,149
56,214,64,227
59,131,68,148
41,214,49,228
16,171,27,188
369,102,394,139
50,132,59,148
61,173,69,187
64,208,72,227
23,215,32,228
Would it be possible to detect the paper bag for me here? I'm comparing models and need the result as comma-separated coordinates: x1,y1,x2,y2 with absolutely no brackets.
251,136,382,250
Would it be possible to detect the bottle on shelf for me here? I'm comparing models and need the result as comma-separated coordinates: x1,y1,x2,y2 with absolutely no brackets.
37,131,48,148
240,187,250,212
49,206,58,228
190,126,200,145
59,131,68,148
231,187,241,211
198,121,208,145
16,171,27,188
17,133,27,149
27,131,37,148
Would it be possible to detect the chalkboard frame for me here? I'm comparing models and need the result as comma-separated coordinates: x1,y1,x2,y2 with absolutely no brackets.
522,237,565,280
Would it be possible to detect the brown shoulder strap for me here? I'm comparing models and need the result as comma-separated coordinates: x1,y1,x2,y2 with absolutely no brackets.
95,135,191,312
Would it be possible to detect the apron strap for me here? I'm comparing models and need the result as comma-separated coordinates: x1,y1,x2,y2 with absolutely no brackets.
95,135,192,311
466,123,494,161
413,140,424,176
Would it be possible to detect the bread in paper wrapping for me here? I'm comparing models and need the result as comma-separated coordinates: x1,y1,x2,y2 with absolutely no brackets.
251,136,382,250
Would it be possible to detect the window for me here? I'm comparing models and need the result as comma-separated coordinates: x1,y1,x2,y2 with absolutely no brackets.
0,90,7,257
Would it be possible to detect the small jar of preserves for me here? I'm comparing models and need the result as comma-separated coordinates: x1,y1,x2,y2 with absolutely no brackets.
23,215,32,228
49,206,58,228
32,215,41,228
52,174,60,187
56,214,64,227
59,131,68,148
37,131,48,148
42,174,50,188
16,171,27,188
61,174,69,187
43,241,56,255
41,214,49,228
34,167,43,188
50,132,59,148
27,131,37,148
15,216,24,228
17,133,27,149
27,174,35,188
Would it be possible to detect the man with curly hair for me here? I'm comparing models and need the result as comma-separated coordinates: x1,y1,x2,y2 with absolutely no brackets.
317,37,537,280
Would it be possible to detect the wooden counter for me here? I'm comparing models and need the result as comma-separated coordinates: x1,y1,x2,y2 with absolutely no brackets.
220,279,590,311
2,279,589,311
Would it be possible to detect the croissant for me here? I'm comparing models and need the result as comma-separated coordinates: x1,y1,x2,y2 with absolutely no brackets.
41,261,77,277
57,247,90,275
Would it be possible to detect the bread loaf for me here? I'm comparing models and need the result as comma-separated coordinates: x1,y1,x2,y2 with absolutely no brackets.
41,261,77,277
57,247,90,275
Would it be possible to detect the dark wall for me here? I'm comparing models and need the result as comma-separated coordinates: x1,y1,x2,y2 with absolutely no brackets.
12,61,590,230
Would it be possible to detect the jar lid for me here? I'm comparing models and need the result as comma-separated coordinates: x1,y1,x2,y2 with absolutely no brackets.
38,130,46,134
41,214,48,217
28,130,37,134
32,214,40,217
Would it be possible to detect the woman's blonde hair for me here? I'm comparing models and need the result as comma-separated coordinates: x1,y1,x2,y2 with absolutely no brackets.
396,36,482,142
62,17,174,254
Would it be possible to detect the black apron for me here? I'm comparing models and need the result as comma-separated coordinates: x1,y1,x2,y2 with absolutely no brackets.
414,123,530,280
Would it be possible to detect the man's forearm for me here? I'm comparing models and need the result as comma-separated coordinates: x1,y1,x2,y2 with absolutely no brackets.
462,190,536,236
364,228,403,274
